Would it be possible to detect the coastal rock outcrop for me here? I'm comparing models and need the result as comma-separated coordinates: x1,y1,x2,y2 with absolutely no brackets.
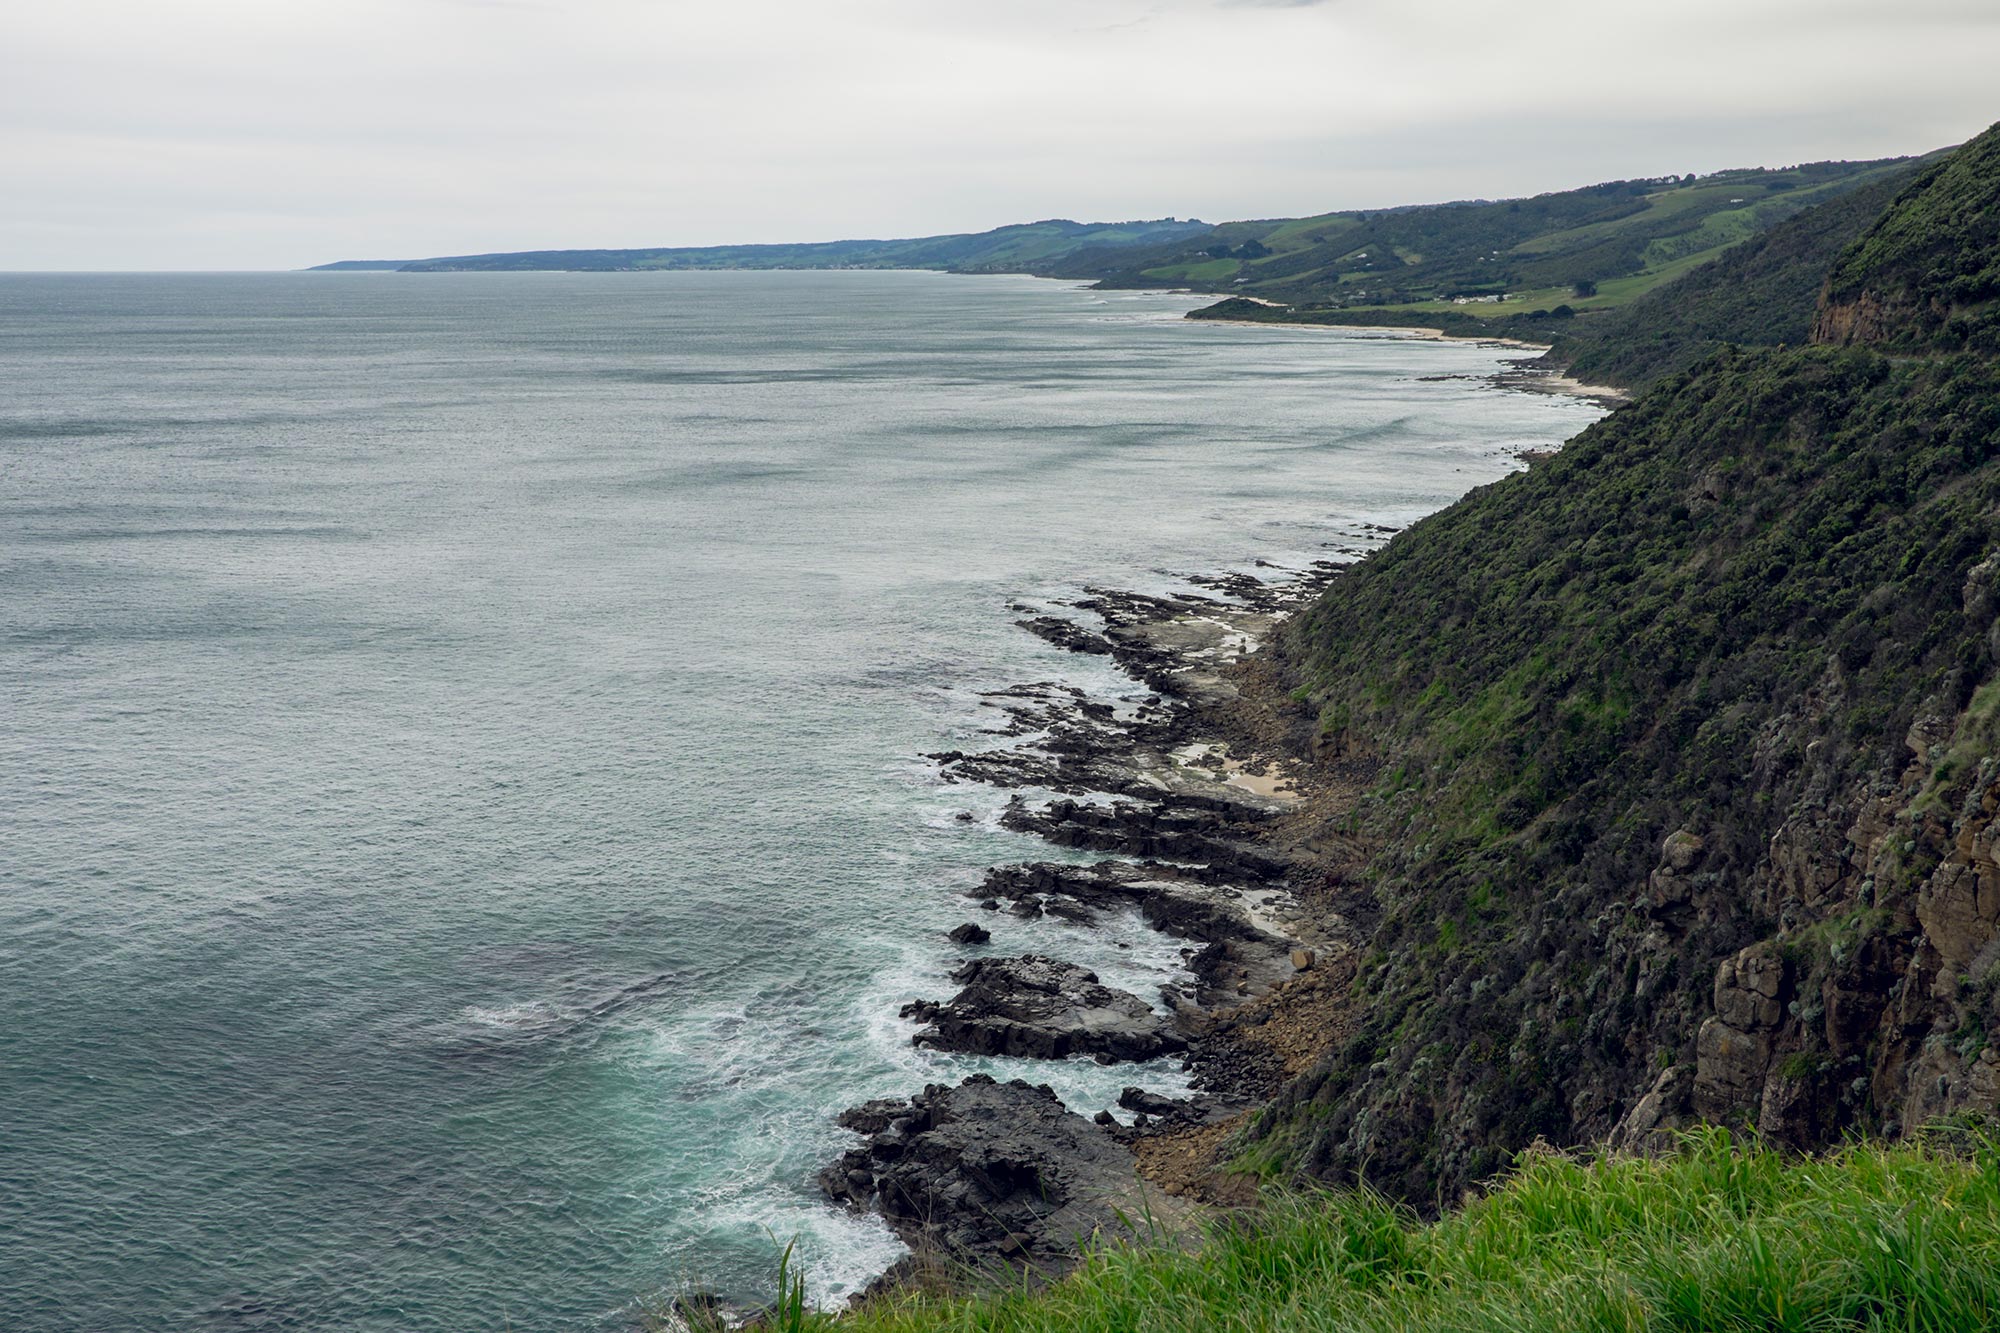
820,1076,1170,1272
1001,796,1288,880
902,955,1185,1062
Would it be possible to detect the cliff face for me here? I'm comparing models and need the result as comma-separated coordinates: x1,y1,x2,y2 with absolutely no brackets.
1812,123,2000,354
1249,122,2000,1203
1682,693,2000,1147
1809,289,1928,348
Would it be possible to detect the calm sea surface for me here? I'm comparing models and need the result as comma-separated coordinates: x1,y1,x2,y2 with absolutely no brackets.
0,270,1600,1331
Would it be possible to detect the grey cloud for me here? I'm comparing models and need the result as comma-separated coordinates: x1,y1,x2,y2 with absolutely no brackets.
0,0,1994,269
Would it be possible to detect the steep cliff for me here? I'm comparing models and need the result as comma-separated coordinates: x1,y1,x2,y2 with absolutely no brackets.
1814,125,2000,354
1252,121,2000,1203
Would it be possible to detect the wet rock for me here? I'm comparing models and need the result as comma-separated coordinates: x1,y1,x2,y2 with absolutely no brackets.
1118,1086,1188,1118
902,955,1185,1062
947,922,991,946
1001,797,1287,880
673,1289,769,1330
836,1098,910,1136
1016,615,1114,656
820,1076,1167,1273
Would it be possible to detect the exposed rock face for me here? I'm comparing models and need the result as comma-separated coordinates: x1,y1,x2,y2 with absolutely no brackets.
1693,942,1788,1117
1810,292,1920,348
1665,712,2000,1147
902,955,1185,1062
820,1077,1170,1272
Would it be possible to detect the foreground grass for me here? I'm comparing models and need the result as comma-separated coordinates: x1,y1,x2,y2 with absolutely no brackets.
753,1131,2000,1333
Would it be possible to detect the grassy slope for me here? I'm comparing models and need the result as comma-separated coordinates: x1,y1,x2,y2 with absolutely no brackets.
1182,162,1912,392
727,1134,2000,1333
1560,167,1919,387
1071,158,1912,320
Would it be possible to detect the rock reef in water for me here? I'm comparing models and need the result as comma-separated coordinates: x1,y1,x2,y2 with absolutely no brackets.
900,955,1186,1063
820,1076,1174,1273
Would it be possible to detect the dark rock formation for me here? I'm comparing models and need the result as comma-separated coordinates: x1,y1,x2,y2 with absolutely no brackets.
947,922,991,946
1118,1086,1188,1118
1000,797,1288,880
902,955,1184,1062
820,1076,1170,1272
1016,615,1114,656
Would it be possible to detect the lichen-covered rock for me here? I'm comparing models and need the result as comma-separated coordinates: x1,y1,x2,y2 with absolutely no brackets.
1694,942,1789,1118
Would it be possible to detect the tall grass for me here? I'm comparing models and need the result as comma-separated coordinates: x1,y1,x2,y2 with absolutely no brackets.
773,1130,2000,1333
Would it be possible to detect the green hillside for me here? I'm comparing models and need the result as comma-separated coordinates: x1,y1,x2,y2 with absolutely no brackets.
307,218,1210,273
312,156,1912,302
1817,127,2000,353
1559,167,1920,387
1068,157,1914,319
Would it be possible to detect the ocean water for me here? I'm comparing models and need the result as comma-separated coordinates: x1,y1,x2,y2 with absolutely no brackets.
0,270,1601,1331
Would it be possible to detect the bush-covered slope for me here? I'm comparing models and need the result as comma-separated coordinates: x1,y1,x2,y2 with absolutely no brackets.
1103,157,1912,317
1253,121,2000,1203
1561,167,1918,388
1274,347,2000,1191
1816,126,2000,353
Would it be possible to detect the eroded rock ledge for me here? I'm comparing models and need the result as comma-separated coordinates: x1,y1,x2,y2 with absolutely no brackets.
819,1077,1179,1275
821,559,1370,1290
901,955,1186,1063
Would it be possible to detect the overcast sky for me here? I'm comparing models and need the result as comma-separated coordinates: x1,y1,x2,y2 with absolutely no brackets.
4,0,1997,270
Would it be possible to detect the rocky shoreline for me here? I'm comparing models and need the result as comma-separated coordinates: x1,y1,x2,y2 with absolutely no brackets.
815,556,1379,1295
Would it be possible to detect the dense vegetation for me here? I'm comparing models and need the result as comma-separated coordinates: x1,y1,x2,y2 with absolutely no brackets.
1559,167,1917,387
709,1133,2000,1333
1237,121,2000,1202
1819,126,2000,354
308,218,1210,273
1067,158,1914,317
1267,342,2000,1191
